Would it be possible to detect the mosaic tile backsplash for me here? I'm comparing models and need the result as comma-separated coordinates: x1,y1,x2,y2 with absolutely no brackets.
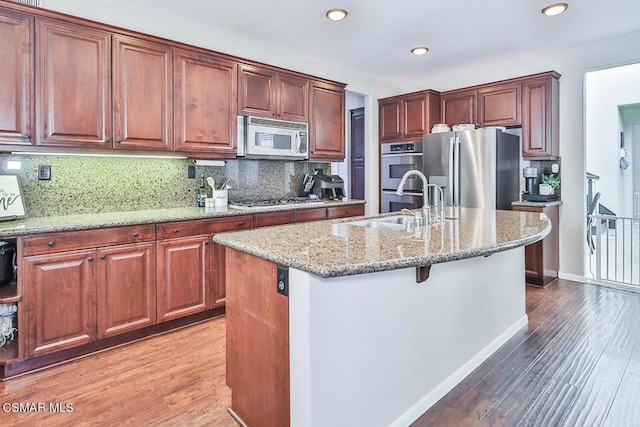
0,154,328,217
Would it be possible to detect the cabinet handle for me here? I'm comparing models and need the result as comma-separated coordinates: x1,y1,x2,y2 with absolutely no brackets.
133,232,139,237
24,133,31,139
87,256,94,262
173,228,180,234
104,137,110,143
116,138,122,144
100,254,107,260
47,241,55,247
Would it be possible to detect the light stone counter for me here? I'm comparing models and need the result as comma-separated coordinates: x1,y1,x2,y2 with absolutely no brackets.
213,206,551,278
0,200,365,237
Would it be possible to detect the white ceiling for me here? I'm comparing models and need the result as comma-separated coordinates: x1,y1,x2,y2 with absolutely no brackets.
41,0,640,88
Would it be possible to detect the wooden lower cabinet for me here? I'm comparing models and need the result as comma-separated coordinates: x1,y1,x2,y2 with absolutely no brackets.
513,204,560,287
24,249,96,357
156,235,210,322
97,242,156,338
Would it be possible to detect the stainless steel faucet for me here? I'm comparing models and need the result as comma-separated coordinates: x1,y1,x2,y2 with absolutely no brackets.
396,170,444,224
425,184,445,224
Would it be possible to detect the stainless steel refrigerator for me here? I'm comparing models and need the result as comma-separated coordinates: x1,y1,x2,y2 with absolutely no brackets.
422,128,520,210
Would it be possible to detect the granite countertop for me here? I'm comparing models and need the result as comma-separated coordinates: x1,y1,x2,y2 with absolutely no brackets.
512,200,563,208
0,199,365,237
213,207,551,278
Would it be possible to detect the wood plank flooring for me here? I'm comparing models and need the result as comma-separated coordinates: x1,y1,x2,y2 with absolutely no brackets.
2,278,640,426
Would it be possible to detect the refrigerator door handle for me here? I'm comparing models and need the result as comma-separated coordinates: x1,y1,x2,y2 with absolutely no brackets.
452,136,460,207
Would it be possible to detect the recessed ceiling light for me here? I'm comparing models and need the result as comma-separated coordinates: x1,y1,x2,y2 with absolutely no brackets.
542,3,568,16
411,47,429,56
326,8,348,21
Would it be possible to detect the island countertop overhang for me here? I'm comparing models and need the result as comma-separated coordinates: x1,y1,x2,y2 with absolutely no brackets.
213,207,551,278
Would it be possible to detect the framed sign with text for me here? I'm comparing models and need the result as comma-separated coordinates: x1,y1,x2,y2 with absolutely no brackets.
0,175,26,220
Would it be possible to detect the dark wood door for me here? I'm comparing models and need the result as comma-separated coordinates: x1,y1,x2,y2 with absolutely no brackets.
113,36,172,150
309,81,345,160
156,236,210,322
174,49,237,155
441,90,476,126
403,95,430,138
379,99,402,142
97,242,156,338
0,9,33,145
350,107,365,200
238,64,277,118
478,83,521,127
522,76,559,158
36,19,112,147
277,73,308,122
24,249,96,357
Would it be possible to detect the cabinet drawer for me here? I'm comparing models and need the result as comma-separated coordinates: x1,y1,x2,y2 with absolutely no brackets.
157,215,253,239
254,211,295,228
294,208,327,223
22,225,156,256
327,204,364,219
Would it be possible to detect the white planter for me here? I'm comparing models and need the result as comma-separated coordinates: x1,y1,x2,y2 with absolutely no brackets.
539,184,554,196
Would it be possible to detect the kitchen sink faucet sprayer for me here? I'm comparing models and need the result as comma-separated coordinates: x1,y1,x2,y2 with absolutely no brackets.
396,170,444,224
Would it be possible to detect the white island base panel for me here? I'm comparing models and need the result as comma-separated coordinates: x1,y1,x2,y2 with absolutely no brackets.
289,247,527,427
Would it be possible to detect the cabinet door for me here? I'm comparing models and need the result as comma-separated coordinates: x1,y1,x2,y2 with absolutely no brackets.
478,83,520,127
97,242,156,338
403,95,430,138
157,236,210,322
174,49,237,155
441,91,476,126
309,81,345,160
277,73,308,122
24,249,96,357
522,76,559,158
113,36,172,150
0,9,33,145
379,99,402,142
238,64,277,118
36,19,111,147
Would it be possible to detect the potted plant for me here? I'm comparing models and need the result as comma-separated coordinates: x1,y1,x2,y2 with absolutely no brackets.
539,174,560,196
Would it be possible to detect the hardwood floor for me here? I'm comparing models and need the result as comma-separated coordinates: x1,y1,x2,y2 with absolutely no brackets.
2,279,640,426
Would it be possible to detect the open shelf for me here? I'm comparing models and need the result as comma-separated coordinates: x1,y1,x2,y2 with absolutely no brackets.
0,283,20,304
0,339,18,364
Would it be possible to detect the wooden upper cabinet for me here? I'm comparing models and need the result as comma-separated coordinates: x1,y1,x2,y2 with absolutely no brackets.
309,81,345,161
522,73,559,159
238,64,309,122
36,19,112,148
113,36,173,150
441,90,476,126
0,9,33,145
379,99,402,141
477,83,520,127
174,49,237,155
379,91,440,142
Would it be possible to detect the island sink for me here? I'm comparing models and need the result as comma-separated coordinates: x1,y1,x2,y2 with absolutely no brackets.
347,214,411,230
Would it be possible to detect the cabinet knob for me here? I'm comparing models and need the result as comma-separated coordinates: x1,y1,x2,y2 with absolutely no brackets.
173,229,180,234
24,133,31,139
47,241,55,247
204,240,209,245
116,138,122,144
87,256,94,262
104,137,110,143
238,221,244,226
133,232,139,238
100,254,107,260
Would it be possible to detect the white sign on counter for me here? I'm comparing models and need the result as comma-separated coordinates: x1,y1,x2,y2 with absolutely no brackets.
0,175,26,220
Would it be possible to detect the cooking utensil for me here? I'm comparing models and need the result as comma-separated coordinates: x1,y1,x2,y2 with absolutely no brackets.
207,176,215,190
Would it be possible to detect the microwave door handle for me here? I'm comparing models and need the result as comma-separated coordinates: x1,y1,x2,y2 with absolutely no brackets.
294,132,301,154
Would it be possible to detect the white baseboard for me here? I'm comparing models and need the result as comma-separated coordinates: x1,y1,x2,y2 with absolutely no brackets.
391,314,529,427
558,271,586,283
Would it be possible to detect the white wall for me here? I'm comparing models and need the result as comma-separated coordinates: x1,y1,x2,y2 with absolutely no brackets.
38,1,640,279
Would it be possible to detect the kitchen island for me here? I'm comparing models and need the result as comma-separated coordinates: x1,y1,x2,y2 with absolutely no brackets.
214,207,551,427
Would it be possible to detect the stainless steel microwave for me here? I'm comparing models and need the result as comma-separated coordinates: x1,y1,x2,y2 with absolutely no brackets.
237,116,309,160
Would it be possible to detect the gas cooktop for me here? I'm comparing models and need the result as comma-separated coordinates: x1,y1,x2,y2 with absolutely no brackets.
228,198,324,210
